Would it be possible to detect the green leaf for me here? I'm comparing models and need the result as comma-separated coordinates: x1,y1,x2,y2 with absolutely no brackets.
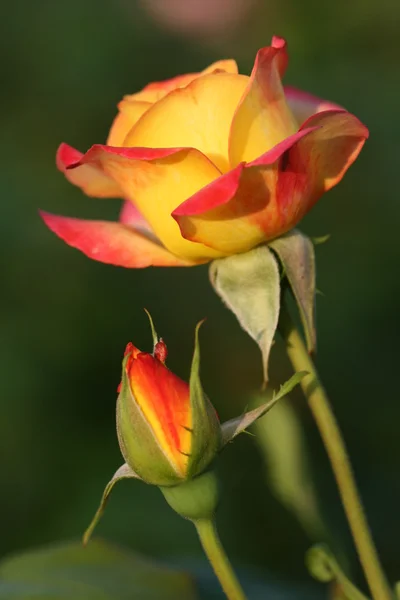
187,321,221,478
83,463,141,546
220,372,307,445
210,245,280,382
306,545,369,600
269,229,316,352
0,539,197,600
395,582,400,599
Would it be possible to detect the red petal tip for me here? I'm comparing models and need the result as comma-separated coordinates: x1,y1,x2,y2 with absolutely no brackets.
124,342,134,357
56,143,83,171
271,35,286,48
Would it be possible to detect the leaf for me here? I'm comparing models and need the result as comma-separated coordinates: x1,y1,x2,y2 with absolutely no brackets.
395,582,400,599
220,372,307,445
0,539,197,600
83,463,141,546
306,545,369,600
210,245,280,382
269,229,316,352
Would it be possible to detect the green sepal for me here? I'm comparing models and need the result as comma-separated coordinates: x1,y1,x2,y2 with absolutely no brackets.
306,545,369,600
160,470,219,521
210,245,280,383
269,229,317,353
186,321,222,478
144,308,158,349
220,371,307,446
116,355,184,486
83,463,140,546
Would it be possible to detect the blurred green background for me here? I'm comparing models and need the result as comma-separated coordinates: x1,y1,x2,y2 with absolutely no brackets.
1,0,399,595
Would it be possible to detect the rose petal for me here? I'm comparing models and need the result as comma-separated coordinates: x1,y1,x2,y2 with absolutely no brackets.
124,72,249,172
173,128,316,254
119,200,154,234
56,143,122,198
40,211,195,267
130,353,192,475
126,58,238,104
278,109,369,212
107,101,152,146
285,85,343,126
71,144,224,261
271,35,289,77
229,38,298,167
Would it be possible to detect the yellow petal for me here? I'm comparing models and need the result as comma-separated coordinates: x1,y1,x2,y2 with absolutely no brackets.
90,146,225,261
229,43,297,167
130,353,192,476
107,101,152,146
175,165,275,254
126,58,238,104
124,72,249,173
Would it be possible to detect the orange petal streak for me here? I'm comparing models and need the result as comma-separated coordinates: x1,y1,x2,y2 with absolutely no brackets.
129,354,192,476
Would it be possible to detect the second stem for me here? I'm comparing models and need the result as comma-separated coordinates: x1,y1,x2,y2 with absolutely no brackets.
278,301,392,600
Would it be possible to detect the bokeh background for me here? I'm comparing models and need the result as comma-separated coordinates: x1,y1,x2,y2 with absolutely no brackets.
2,0,399,595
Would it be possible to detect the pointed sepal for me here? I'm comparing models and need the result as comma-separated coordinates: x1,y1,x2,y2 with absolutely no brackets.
268,229,317,352
269,229,317,353
83,463,141,546
144,308,158,349
210,245,280,383
221,371,307,446
187,321,222,478
306,545,369,600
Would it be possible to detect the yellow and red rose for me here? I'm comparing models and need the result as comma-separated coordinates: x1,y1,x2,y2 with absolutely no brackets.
42,36,368,267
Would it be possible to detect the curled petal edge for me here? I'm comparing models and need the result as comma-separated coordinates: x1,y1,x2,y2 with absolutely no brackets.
172,127,318,220
56,143,122,198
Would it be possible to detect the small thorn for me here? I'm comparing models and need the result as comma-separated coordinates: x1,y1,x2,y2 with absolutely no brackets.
181,425,193,433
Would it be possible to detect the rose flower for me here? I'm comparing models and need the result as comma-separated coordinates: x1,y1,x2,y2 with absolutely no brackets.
42,37,368,267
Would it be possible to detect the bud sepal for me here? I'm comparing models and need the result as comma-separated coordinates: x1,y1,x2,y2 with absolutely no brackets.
83,463,140,546
160,470,219,521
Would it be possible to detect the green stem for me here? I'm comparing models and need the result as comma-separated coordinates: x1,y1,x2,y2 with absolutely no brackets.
278,301,392,600
194,518,247,600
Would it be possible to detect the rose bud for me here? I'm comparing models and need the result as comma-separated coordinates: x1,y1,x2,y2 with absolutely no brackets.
116,323,221,486
82,315,304,544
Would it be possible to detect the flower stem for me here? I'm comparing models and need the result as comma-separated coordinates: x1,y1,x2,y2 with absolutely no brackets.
194,518,247,600
278,300,392,600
